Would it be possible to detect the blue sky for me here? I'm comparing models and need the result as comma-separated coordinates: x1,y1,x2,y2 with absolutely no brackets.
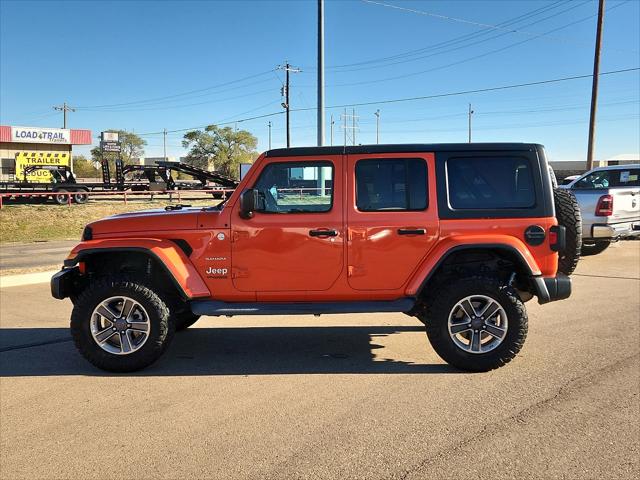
1,0,638,161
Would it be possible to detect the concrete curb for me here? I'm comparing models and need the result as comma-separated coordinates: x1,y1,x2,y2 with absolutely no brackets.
0,270,57,288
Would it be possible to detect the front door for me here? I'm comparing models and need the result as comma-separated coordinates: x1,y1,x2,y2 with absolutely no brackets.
346,153,439,291
231,156,343,293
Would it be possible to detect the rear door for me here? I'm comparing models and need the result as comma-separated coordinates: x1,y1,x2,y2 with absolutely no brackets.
346,153,439,291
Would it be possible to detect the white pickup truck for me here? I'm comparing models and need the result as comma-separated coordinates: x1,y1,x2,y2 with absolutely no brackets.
561,164,640,255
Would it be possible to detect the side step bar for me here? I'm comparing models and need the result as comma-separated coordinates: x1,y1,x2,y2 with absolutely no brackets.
191,298,416,316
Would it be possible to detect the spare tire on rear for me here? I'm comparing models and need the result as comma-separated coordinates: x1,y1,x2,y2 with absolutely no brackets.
554,188,582,275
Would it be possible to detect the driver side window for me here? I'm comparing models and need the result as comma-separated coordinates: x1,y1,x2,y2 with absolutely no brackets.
253,161,334,213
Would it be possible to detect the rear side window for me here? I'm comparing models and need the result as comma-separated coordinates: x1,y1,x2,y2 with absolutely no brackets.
355,158,427,211
573,169,640,189
446,156,535,209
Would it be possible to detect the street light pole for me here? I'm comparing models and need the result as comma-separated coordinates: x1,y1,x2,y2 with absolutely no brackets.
375,109,380,144
317,0,325,147
268,121,272,150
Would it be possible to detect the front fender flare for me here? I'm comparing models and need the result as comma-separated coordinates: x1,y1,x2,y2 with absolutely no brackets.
64,238,211,299
406,236,542,297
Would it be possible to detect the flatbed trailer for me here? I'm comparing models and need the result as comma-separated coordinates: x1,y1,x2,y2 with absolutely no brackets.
0,159,240,204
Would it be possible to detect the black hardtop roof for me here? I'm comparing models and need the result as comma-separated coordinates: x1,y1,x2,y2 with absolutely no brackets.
264,143,542,158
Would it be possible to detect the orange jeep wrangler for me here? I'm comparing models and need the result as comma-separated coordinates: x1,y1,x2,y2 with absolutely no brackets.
51,144,581,372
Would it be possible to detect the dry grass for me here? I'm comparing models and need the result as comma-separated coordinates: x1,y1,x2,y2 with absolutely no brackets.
0,196,217,244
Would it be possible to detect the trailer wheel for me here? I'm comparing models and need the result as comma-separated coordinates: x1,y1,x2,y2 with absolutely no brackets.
73,191,89,204
53,190,69,205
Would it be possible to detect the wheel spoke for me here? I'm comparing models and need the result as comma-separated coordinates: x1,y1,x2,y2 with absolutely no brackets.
459,300,477,319
450,322,472,335
120,299,136,320
96,305,117,322
480,300,501,321
485,323,506,339
128,322,149,333
120,331,133,353
95,327,117,344
470,330,481,352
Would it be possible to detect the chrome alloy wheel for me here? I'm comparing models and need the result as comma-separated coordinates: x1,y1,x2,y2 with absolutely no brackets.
447,295,508,354
90,296,151,355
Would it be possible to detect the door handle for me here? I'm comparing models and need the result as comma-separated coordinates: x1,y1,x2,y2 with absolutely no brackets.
397,228,426,235
309,229,339,237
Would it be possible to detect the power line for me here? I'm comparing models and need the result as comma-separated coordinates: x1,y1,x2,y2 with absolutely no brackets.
329,1,628,88
75,69,276,109
330,1,592,74
135,67,639,136
305,0,570,71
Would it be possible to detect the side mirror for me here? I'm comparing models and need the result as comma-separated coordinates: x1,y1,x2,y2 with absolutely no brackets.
239,188,261,219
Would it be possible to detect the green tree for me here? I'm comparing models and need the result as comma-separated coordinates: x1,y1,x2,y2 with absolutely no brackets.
182,125,258,179
72,155,99,178
90,130,147,175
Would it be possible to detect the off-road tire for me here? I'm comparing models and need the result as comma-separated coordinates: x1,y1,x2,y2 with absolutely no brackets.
421,276,528,372
70,277,174,372
554,188,582,275
174,312,200,331
581,239,611,256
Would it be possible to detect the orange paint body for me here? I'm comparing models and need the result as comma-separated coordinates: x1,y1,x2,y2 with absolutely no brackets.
67,150,559,301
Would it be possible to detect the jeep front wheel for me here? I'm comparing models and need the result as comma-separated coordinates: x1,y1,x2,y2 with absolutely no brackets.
70,277,174,372
422,276,528,372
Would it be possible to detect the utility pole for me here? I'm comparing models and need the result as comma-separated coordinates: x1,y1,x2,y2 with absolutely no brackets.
268,121,272,150
468,103,474,143
587,0,606,170
374,109,380,144
53,102,75,129
330,114,334,146
163,128,167,161
317,0,325,146
278,62,301,148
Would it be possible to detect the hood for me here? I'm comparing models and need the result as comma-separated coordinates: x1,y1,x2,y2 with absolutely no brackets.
89,207,206,236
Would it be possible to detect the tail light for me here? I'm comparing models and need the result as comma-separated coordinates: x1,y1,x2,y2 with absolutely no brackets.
595,195,613,216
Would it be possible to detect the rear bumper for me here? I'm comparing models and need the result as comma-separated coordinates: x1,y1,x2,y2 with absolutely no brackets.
590,221,640,239
51,267,79,300
532,274,572,304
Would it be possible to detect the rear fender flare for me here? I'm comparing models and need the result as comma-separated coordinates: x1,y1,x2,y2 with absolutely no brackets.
407,236,542,297
64,238,210,299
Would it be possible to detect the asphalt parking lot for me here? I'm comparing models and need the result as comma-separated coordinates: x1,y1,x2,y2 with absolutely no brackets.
1,242,639,479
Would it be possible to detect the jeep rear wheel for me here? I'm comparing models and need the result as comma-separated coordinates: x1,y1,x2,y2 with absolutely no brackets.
421,276,528,372
70,277,174,372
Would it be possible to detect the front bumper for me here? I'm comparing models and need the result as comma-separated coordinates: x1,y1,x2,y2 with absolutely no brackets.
532,274,572,304
51,267,79,300
591,221,640,239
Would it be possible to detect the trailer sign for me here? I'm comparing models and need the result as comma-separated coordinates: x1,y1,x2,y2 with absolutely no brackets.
11,127,70,144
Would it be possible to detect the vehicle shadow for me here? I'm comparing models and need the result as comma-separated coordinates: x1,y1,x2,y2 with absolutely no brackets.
0,325,461,377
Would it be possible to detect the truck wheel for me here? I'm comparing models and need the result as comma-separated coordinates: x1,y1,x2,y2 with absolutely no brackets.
73,191,89,204
421,276,528,372
554,188,582,275
174,312,200,331
70,277,174,372
581,240,611,256
53,190,69,205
